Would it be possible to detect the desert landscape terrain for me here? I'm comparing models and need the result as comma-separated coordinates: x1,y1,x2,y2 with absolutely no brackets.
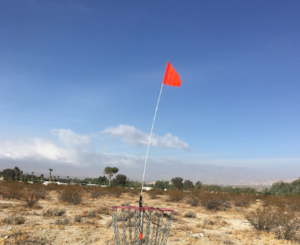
0,182,300,245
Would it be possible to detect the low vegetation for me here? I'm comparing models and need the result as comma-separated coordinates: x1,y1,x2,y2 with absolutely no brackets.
1,175,300,244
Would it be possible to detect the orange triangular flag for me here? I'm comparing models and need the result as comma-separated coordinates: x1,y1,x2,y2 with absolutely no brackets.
162,61,182,87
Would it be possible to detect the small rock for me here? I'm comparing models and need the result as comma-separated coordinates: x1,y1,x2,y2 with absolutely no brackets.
7,226,12,230
191,233,204,238
5,236,9,239
40,228,43,230
236,207,242,212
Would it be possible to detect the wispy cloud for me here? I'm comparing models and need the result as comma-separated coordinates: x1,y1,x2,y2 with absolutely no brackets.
102,124,190,150
51,128,95,150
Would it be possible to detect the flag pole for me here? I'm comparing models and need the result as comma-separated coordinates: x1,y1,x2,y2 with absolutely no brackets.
139,82,164,245
140,82,164,199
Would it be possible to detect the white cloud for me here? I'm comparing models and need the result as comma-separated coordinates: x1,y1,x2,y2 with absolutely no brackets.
0,129,141,167
102,124,190,150
0,138,79,164
51,128,94,149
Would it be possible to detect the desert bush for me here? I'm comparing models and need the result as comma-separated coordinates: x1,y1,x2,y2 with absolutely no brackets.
200,192,226,210
1,215,26,225
273,210,300,240
1,183,23,200
147,188,164,199
260,195,285,209
167,189,184,202
284,195,300,212
88,210,96,217
74,215,82,223
54,218,69,225
30,184,47,199
231,194,255,207
184,211,196,218
107,187,123,198
58,185,82,205
97,205,110,215
43,208,66,216
127,188,140,197
245,207,275,231
90,187,106,199
187,190,201,206
24,191,40,208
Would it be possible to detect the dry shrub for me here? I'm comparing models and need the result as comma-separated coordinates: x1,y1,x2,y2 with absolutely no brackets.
29,184,47,199
245,207,275,231
167,189,184,202
273,210,300,240
90,187,106,199
107,187,123,198
54,218,69,225
97,205,110,215
231,194,255,207
200,192,226,210
284,195,300,212
74,215,82,223
147,188,164,199
260,195,285,208
24,190,40,208
187,190,201,206
1,183,24,200
127,188,140,197
207,233,235,244
246,207,300,241
1,215,26,225
43,208,66,216
58,185,82,205
184,211,196,218
83,210,96,218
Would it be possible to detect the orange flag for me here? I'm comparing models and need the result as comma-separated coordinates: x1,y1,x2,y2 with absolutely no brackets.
162,61,182,87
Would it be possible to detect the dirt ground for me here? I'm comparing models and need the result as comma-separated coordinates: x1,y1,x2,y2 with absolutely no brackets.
0,189,298,245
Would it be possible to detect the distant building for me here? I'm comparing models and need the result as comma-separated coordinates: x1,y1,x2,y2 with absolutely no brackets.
0,175,4,181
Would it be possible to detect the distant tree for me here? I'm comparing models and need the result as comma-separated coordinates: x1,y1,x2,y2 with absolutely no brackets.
58,176,60,182
183,180,194,190
104,167,119,187
49,169,53,182
2,169,15,181
195,181,202,189
14,167,20,181
67,176,69,183
31,172,34,182
20,171,23,182
171,177,184,189
40,174,44,181
97,176,108,185
112,174,127,186
155,181,165,190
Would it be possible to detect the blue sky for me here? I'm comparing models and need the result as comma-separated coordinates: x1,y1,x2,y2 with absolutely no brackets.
0,1,300,183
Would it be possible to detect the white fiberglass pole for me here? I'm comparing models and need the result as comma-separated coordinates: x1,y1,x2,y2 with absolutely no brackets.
140,82,164,196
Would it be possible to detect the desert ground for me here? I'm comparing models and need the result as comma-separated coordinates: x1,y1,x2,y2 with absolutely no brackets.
0,183,299,245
